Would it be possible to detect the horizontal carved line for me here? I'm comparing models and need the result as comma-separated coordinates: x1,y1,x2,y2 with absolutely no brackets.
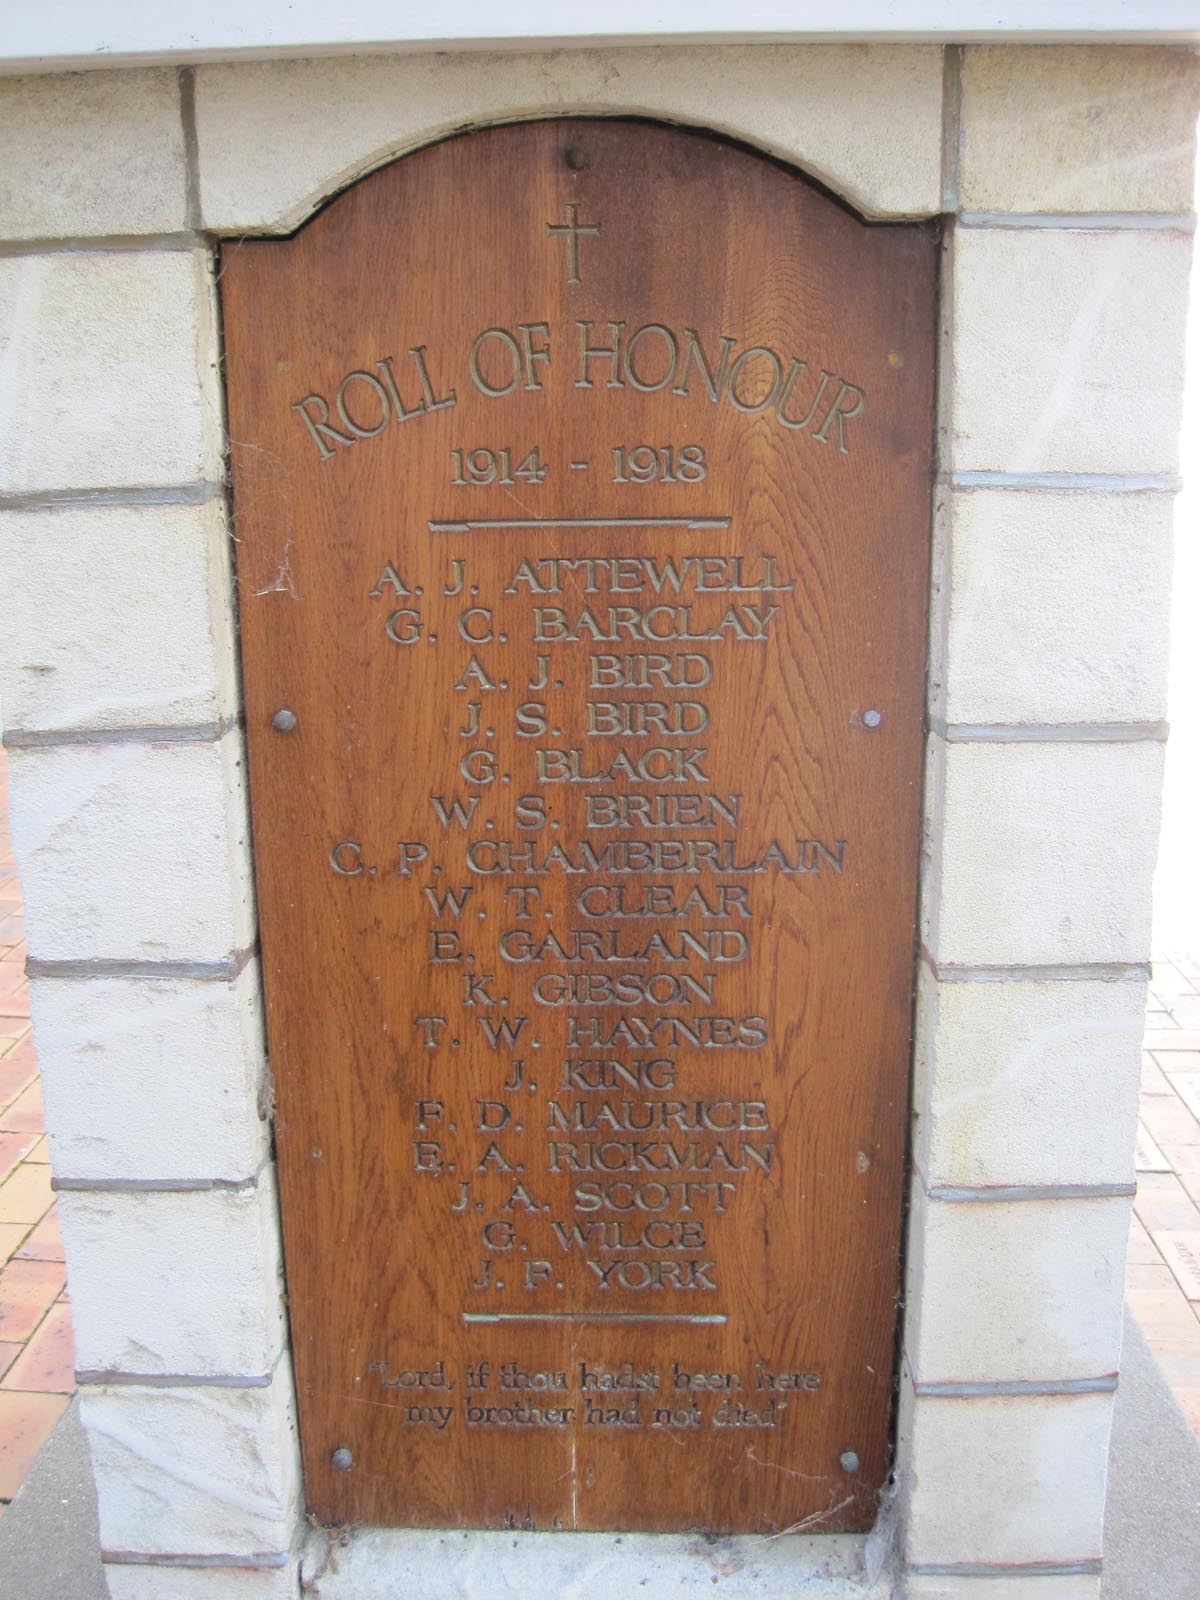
910,1560,1103,1578
430,516,731,532
920,949,1150,984
78,1368,275,1389
913,1376,1117,1398
26,946,256,984
4,715,238,750
924,1179,1135,1204
929,717,1168,745
958,210,1194,232
102,1550,289,1570
945,470,1181,493
0,482,223,510
464,1311,727,1325
0,232,205,257
913,1154,1135,1204
53,1164,265,1195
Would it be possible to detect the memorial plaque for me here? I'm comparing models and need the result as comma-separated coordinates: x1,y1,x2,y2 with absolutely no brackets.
222,119,935,1535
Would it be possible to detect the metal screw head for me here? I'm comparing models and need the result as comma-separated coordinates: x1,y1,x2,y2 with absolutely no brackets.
840,1450,860,1474
863,709,882,729
331,1447,353,1473
271,708,298,734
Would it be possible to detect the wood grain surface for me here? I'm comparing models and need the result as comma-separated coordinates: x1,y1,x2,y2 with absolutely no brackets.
221,118,936,1535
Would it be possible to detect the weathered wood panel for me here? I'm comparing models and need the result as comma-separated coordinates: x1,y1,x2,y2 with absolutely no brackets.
222,118,936,1535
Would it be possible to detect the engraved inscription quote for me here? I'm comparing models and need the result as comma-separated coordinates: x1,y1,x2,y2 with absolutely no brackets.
222,120,936,1535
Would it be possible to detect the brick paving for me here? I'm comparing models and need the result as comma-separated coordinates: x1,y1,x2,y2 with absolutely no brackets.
0,750,74,1518
0,742,1194,1518
1129,951,1200,1435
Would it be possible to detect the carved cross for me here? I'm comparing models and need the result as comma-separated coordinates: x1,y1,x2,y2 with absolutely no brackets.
546,202,601,285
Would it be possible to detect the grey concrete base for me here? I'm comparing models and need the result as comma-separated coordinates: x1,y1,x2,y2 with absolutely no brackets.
1102,1307,1200,1597
302,1525,894,1598
0,1396,109,1600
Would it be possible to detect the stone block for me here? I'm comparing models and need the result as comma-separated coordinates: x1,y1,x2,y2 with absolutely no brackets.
960,46,1200,215
904,1384,1112,1566
942,488,1174,726
948,228,1192,476
6,735,255,964
0,250,222,493
0,68,188,239
912,967,1144,1189
31,963,268,1184
58,1181,286,1378
925,738,1162,968
194,46,943,231
905,1187,1129,1383
0,500,237,735
80,1368,301,1558
104,1560,300,1600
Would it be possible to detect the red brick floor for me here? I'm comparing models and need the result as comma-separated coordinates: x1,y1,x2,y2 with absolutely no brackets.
1129,951,1200,1435
0,749,74,1518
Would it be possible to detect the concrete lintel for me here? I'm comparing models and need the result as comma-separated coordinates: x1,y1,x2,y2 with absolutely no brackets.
2,5,1199,78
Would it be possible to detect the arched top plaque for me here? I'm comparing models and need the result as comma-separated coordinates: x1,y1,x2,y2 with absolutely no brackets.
221,118,936,1535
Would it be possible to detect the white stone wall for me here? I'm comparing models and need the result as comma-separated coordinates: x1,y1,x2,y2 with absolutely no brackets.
0,64,301,1599
0,41,1195,1600
907,43,1196,1600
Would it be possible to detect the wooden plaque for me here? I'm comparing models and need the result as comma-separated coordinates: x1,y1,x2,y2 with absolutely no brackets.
222,119,935,1536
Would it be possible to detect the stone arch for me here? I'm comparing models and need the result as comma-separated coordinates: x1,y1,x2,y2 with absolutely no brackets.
193,45,943,233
